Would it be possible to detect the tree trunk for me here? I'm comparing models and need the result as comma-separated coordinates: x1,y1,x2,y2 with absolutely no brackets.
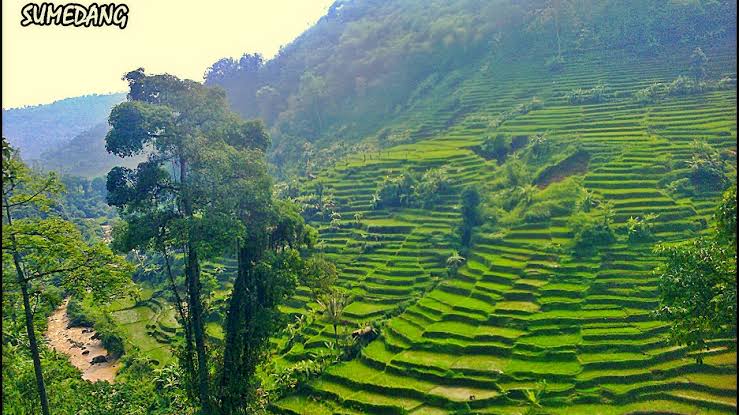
163,248,196,399
5,202,50,415
186,244,210,413
178,158,210,413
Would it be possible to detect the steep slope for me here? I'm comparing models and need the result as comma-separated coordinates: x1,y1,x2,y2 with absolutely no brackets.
206,0,736,177
272,41,737,414
2,93,125,160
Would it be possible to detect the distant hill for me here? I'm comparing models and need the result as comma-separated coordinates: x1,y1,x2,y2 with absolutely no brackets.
2,93,125,161
37,122,144,178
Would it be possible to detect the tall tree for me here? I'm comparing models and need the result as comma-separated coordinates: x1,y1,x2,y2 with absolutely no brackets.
2,137,131,415
105,68,243,412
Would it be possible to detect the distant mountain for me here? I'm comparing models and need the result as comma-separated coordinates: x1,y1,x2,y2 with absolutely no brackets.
38,122,145,178
2,93,125,160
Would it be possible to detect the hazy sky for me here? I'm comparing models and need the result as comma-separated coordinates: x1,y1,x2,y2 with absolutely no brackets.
2,0,335,109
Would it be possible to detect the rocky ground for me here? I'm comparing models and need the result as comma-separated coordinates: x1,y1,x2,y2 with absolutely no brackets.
46,299,120,382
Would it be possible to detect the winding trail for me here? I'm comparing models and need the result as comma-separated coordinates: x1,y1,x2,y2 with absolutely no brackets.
46,299,120,382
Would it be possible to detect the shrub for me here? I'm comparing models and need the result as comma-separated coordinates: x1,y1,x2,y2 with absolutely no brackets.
689,140,728,191
416,167,451,208
459,186,481,247
372,170,418,209
569,204,616,254
524,203,552,223
565,82,612,104
481,134,510,161
626,213,658,242
666,178,695,197
690,47,708,80
530,133,552,159
503,157,531,187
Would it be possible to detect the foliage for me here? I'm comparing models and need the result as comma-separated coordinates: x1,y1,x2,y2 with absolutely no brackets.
316,291,347,347
301,254,338,298
666,177,695,198
634,75,736,105
716,184,737,246
372,167,450,210
568,202,616,254
415,167,451,208
2,138,133,415
655,184,736,363
446,251,466,276
564,82,612,104
688,140,728,191
481,134,510,162
626,213,658,243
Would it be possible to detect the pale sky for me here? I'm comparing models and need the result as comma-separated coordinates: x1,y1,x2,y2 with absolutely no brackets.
2,0,335,109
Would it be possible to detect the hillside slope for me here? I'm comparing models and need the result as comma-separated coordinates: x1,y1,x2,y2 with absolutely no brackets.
271,40,737,414
206,0,736,177
2,93,124,161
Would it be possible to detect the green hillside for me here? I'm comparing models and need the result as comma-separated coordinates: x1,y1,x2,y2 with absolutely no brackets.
4,1,735,414
267,41,737,414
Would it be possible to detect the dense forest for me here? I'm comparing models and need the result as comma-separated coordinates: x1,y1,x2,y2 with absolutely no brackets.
2,0,737,414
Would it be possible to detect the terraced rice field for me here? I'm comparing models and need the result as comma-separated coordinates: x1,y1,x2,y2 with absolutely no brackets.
273,42,737,414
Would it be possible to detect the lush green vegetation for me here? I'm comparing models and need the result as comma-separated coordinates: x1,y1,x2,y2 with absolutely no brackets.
2,1,737,414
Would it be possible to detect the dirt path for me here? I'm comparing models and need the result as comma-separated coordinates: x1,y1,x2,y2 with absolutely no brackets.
46,299,120,382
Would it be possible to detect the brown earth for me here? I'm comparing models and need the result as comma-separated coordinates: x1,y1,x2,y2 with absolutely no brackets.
46,299,120,382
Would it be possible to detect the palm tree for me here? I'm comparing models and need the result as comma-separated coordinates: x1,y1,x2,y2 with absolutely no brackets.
317,291,347,347
446,251,466,276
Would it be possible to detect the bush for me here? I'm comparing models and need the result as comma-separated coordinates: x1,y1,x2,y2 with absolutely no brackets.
523,203,552,223
626,214,658,242
689,140,728,191
666,178,695,197
66,298,94,327
372,170,418,209
565,82,612,104
416,167,451,208
481,134,510,161
569,204,616,254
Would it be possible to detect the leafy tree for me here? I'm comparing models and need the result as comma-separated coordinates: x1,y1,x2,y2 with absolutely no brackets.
655,184,737,363
105,68,248,411
301,254,338,298
2,138,132,415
